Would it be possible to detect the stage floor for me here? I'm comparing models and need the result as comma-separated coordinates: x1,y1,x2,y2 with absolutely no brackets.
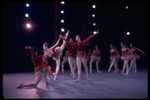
3,69,148,99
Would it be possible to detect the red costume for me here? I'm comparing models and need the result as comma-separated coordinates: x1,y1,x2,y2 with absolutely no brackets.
29,49,53,74
93,50,100,57
65,41,76,58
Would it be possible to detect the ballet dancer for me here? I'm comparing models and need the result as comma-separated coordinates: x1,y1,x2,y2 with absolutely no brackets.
60,37,77,79
120,42,133,75
108,44,121,73
44,30,70,81
16,46,56,89
89,45,101,74
86,49,92,65
63,30,99,82
61,51,69,73
128,43,145,73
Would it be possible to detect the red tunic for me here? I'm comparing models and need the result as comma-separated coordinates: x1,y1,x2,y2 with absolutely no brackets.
93,50,100,57
65,41,76,58
110,49,118,57
29,49,43,70
122,48,129,56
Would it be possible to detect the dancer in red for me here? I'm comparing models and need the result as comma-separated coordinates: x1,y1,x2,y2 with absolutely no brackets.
89,45,101,74
63,30,99,82
120,42,133,75
128,43,145,73
108,44,120,73
61,37,77,79
61,51,69,73
16,46,56,88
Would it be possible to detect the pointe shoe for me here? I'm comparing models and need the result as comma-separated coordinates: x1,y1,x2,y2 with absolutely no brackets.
72,76,76,79
54,75,57,81
124,73,128,75
74,78,80,82
16,84,23,89
97,70,101,73
70,73,73,76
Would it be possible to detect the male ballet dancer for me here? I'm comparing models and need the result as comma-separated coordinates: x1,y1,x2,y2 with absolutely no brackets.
89,45,101,74
16,46,56,88
63,30,99,82
61,51,69,73
128,43,145,73
108,44,120,73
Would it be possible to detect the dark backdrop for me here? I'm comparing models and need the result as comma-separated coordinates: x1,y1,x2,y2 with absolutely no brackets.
2,2,148,73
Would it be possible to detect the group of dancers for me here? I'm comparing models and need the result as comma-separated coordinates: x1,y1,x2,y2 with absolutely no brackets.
16,29,145,89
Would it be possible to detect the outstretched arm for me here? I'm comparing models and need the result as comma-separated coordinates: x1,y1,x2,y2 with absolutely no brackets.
136,47,145,55
50,35,61,50
83,30,99,45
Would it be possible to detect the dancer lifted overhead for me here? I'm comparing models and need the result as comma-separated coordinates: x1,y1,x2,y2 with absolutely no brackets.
16,46,56,89
108,44,120,73
62,30,99,82
89,45,101,74
128,43,145,73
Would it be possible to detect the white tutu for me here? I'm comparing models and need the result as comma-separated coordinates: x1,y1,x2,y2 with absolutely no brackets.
121,55,132,61
91,55,101,62
110,55,120,60
131,54,140,59
52,47,63,60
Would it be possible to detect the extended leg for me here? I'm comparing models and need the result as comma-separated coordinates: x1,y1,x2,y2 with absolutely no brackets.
61,59,67,73
96,60,101,73
75,57,81,82
68,57,76,78
89,58,95,74
108,59,115,72
82,58,89,80
54,59,61,81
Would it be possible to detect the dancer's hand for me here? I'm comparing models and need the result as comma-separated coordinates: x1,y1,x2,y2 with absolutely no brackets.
59,34,64,39
25,46,31,49
53,73,57,76
95,30,100,34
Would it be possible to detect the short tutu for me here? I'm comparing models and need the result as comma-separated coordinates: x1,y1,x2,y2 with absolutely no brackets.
110,55,120,60
131,54,140,59
91,55,101,61
121,55,132,61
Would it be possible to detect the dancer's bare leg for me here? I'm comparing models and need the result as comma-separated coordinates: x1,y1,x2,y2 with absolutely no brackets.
89,58,95,74
81,58,89,80
96,60,101,73
108,59,115,72
61,59,67,73
68,57,76,78
75,57,81,82
54,59,60,81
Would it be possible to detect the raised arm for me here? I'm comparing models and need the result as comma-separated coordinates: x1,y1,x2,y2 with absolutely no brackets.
25,46,36,56
50,35,61,50
136,47,145,55
83,30,99,45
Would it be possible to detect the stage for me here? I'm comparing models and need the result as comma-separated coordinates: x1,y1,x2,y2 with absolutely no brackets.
3,69,148,99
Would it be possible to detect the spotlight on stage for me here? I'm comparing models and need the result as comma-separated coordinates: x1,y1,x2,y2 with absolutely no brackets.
61,28,65,32
26,23,31,29
126,6,128,9
61,1,65,4
92,5,96,9
26,3,29,7
127,32,130,35
61,10,64,14
61,19,64,23
93,31,97,34
25,13,29,17
93,23,96,26
92,14,95,17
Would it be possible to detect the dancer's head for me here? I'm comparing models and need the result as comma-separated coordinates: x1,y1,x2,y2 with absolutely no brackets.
120,42,125,48
95,45,98,50
130,43,134,48
75,35,81,42
110,44,113,49
69,38,73,42
44,42,49,48
32,46,38,55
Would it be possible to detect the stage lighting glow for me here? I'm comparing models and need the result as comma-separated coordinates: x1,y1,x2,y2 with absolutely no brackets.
92,14,95,17
93,23,96,26
26,23,31,29
61,28,65,32
26,3,29,7
61,1,65,4
25,14,29,17
61,19,64,23
126,6,128,9
92,5,96,8
127,32,130,35
61,10,64,14
93,31,97,34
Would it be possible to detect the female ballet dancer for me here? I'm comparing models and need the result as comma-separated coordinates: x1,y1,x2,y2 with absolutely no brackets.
120,42,133,75
44,30,70,81
63,30,99,82
61,51,69,73
108,44,121,73
16,46,56,89
89,45,101,74
61,37,77,79
128,43,145,73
